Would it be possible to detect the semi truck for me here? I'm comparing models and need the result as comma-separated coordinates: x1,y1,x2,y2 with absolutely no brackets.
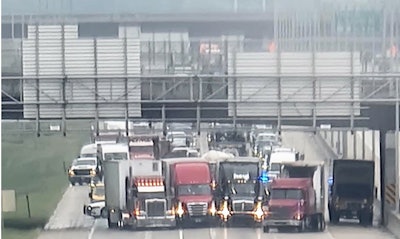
216,157,266,226
97,143,129,161
207,125,247,156
118,135,171,160
162,158,217,226
328,159,374,226
263,161,326,233
266,148,305,180
103,160,175,229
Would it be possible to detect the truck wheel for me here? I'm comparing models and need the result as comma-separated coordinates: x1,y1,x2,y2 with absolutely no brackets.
317,214,326,232
263,226,269,233
100,208,108,218
78,181,83,186
359,211,373,226
108,219,118,229
297,219,305,232
329,210,340,224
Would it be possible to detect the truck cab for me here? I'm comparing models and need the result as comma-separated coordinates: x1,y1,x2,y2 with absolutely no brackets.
129,140,155,160
98,143,129,161
80,144,98,158
216,157,265,225
328,159,374,226
128,176,176,228
263,161,325,233
164,159,217,226
68,157,100,185
267,148,304,180
123,135,169,160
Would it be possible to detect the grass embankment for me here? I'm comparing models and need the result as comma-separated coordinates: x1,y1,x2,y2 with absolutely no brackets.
2,125,89,239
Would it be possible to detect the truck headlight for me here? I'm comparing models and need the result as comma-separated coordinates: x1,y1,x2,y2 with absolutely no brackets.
253,202,264,220
176,202,185,217
294,212,302,220
90,169,96,176
219,200,230,220
68,169,75,176
208,201,217,216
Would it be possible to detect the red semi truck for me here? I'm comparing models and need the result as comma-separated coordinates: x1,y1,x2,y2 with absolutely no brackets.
117,135,171,160
263,161,326,233
162,158,217,226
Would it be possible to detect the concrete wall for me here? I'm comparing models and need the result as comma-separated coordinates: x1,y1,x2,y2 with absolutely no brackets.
319,130,381,200
319,129,400,238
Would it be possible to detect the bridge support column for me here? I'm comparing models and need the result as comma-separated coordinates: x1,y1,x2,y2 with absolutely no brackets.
395,78,399,213
162,104,166,137
380,130,387,226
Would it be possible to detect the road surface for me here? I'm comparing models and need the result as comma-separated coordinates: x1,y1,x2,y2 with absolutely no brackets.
37,131,396,239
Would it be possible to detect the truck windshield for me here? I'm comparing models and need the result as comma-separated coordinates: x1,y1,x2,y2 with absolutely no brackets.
230,183,256,196
81,153,97,158
178,184,211,196
271,189,303,200
270,163,281,171
104,153,128,160
130,146,154,154
73,160,96,166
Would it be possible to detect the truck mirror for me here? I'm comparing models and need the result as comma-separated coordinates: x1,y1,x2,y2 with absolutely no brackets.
88,192,92,198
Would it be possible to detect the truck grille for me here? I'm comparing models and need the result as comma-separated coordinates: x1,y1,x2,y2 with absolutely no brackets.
268,206,293,219
146,200,166,217
73,169,91,176
232,200,254,212
187,202,208,216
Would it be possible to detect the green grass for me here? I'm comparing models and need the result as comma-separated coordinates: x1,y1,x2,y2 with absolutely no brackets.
2,123,90,239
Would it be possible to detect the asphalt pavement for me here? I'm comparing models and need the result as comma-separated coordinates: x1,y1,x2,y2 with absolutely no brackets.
37,131,396,239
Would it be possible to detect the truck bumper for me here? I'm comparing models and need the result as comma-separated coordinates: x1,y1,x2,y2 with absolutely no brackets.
177,215,216,224
263,219,302,227
228,212,262,223
69,176,94,183
135,216,176,228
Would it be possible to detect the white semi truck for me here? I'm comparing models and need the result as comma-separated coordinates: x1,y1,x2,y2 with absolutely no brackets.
103,159,175,229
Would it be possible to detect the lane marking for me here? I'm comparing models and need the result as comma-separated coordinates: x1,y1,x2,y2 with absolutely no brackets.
87,219,98,239
144,231,152,239
209,227,216,239
179,229,184,239
325,226,336,239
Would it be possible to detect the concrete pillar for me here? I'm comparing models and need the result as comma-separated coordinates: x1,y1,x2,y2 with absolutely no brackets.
385,132,397,211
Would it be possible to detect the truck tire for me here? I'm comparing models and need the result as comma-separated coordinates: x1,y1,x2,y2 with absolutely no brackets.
317,214,326,232
263,226,269,233
359,211,373,226
329,209,340,224
108,219,118,229
297,219,306,232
